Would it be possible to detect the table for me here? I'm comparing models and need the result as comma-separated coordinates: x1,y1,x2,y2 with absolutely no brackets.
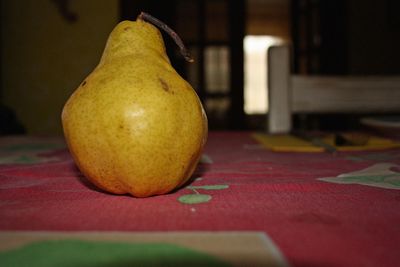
1,132,399,267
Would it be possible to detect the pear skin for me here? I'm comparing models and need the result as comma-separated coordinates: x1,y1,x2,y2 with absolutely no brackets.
62,18,207,197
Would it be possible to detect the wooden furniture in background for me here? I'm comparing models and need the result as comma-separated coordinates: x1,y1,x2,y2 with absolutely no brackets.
267,45,400,134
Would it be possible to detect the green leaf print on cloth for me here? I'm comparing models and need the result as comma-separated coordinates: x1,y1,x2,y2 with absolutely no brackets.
318,163,400,189
0,239,232,267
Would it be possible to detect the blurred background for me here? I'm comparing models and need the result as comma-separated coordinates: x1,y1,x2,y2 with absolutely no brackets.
1,0,400,135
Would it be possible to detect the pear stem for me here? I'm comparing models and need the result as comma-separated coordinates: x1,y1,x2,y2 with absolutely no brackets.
138,12,194,63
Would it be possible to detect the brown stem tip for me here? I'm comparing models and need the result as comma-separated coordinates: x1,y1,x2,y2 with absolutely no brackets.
138,12,194,63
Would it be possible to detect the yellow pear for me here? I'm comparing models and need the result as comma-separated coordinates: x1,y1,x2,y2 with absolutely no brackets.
62,13,207,197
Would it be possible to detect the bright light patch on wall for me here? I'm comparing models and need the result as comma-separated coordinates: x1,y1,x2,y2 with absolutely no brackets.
244,36,284,114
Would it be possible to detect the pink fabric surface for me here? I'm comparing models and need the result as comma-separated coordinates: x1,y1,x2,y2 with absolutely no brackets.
1,132,400,267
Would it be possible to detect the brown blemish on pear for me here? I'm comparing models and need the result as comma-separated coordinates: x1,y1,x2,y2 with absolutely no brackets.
159,77,170,92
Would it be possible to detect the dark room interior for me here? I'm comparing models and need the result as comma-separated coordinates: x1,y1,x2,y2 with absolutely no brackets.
1,0,400,135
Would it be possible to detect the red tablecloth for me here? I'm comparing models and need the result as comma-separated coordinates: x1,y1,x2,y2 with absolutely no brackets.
1,132,399,267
